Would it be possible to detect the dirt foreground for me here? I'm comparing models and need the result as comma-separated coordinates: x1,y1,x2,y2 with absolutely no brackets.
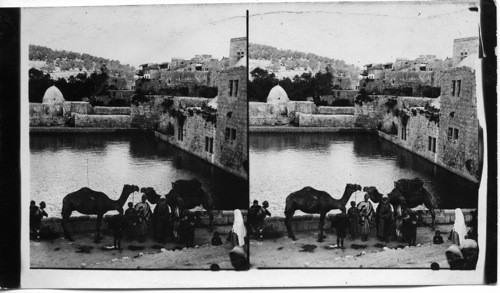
31,226,238,270
250,224,454,269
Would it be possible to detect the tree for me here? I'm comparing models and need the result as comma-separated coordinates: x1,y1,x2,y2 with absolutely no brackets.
248,68,278,102
28,68,53,103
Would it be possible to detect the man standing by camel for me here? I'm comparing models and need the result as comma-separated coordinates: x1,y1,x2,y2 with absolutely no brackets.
135,194,151,242
376,194,394,243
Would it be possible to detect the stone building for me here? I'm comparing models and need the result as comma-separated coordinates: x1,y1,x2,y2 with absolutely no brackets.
214,66,248,176
453,37,479,67
437,66,479,180
229,37,247,68
42,85,64,104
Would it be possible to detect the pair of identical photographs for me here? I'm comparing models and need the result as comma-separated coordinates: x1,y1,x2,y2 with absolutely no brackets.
24,1,487,287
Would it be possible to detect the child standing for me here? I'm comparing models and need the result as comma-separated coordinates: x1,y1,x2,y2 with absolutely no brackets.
347,201,359,240
334,210,350,249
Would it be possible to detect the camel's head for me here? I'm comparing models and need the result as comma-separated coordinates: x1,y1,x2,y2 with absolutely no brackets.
140,187,161,204
363,186,382,203
141,187,154,195
124,184,140,194
347,183,362,192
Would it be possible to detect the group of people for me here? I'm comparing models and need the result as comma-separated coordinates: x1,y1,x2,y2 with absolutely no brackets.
109,195,196,250
332,193,421,248
29,200,48,240
247,200,271,239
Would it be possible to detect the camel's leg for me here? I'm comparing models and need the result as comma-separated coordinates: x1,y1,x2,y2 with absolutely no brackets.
423,198,436,230
201,200,214,230
284,207,297,240
94,213,103,243
61,209,73,241
318,213,326,242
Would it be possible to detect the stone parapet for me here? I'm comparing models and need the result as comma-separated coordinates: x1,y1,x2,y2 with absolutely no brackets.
298,113,356,127
41,210,247,234
93,106,132,115
74,113,132,128
317,106,355,115
263,209,474,234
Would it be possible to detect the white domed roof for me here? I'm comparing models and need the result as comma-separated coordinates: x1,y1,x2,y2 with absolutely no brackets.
266,85,289,104
42,85,65,104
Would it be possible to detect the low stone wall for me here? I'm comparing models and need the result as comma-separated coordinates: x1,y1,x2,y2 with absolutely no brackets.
93,106,132,115
298,113,356,127
29,103,65,126
263,209,474,234
317,106,355,115
41,210,247,234
74,113,132,128
249,102,290,126
287,101,316,115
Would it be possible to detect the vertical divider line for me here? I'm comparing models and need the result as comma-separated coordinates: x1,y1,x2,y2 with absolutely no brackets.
246,9,251,267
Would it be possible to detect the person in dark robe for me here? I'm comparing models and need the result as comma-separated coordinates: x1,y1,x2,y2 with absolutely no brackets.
29,200,38,237
333,210,350,249
124,202,137,240
394,197,408,241
376,194,393,243
248,200,261,236
211,231,222,246
255,201,271,239
406,210,418,246
433,230,444,244
347,201,359,240
32,201,48,240
110,210,127,250
466,209,478,242
179,211,196,247
153,197,170,244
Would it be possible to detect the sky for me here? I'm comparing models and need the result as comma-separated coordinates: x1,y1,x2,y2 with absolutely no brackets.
23,4,246,68
249,1,479,68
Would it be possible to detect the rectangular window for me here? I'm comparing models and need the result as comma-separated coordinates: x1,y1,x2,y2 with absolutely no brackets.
231,128,236,140
205,136,209,152
448,127,453,140
401,126,407,140
234,80,239,97
451,80,456,96
457,80,461,97
432,137,436,152
178,125,184,141
225,127,230,140
229,80,233,97
209,137,214,153
428,136,432,151
454,128,459,140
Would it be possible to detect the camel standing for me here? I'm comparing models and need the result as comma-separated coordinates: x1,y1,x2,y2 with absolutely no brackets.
141,178,215,227
284,183,362,241
61,184,139,242
363,177,438,229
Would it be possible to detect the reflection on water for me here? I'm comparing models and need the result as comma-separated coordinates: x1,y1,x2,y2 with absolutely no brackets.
30,133,248,215
250,133,478,216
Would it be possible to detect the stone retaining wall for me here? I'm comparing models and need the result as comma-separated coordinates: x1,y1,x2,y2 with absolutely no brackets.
263,209,474,234
298,113,356,127
74,113,132,128
93,106,132,115
317,106,355,115
41,210,247,234
249,126,370,133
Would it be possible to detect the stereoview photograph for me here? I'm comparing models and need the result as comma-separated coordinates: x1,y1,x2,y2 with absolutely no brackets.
248,1,482,269
26,4,249,270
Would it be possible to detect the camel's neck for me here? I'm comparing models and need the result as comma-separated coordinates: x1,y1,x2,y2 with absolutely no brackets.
339,187,355,205
116,188,132,207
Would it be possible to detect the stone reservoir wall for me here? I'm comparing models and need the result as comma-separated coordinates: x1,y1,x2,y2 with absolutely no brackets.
74,113,132,128
262,209,474,235
298,113,356,127
41,210,247,234
317,106,355,115
93,106,131,115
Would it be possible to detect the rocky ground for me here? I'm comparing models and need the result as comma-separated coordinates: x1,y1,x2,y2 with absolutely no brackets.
30,226,240,270
250,224,454,269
